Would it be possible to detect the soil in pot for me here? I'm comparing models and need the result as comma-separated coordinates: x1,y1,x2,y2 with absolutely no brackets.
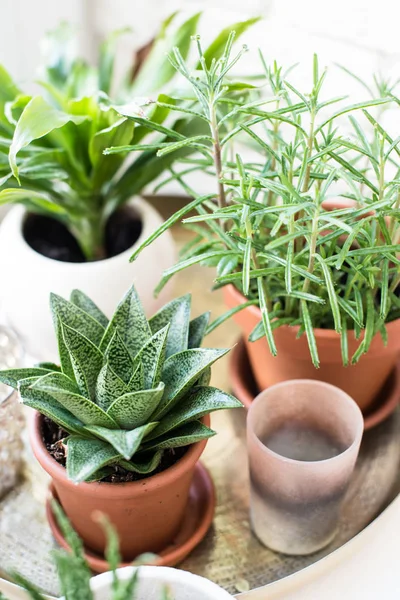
23,206,142,263
41,416,188,483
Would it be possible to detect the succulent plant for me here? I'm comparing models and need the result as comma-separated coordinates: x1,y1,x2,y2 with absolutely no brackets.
0,286,241,483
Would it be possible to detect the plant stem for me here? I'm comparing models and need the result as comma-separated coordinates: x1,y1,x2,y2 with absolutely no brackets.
72,215,107,261
209,95,227,228
302,180,321,294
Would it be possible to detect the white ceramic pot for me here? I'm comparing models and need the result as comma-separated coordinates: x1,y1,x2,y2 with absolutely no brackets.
0,197,176,360
90,566,234,600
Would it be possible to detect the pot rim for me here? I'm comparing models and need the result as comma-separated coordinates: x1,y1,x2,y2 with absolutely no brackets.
1,196,159,269
29,411,209,496
224,283,400,339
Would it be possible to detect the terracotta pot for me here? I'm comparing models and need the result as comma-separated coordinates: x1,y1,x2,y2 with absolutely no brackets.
29,412,209,559
224,284,400,412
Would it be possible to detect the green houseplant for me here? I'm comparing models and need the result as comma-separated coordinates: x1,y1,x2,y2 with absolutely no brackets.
0,284,241,558
0,15,258,360
119,36,400,412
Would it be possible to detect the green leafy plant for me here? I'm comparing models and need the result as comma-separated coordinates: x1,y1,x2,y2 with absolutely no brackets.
0,15,258,260
0,285,241,482
124,36,400,367
0,501,163,600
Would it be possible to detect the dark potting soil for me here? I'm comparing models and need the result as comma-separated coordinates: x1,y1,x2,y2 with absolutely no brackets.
23,206,142,263
42,417,188,483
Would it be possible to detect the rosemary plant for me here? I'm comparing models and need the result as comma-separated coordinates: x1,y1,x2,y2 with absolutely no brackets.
123,34,400,367
0,16,257,260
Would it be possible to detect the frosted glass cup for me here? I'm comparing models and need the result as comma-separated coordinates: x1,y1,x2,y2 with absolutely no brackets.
247,380,363,555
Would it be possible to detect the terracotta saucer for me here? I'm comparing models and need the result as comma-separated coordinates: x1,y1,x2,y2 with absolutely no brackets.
230,337,400,431
46,462,215,573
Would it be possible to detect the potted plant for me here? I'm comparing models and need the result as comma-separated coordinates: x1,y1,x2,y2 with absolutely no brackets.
0,284,241,559
3,502,233,600
0,16,257,359
119,37,400,412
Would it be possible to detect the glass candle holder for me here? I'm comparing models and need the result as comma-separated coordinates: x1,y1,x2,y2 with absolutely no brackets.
247,379,363,555
0,325,24,499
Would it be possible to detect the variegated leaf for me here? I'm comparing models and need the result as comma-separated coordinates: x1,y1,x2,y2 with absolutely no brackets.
70,289,109,328
188,312,210,348
143,421,216,451
149,294,191,358
18,379,86,435
104,328,133,384
0,367,52,389
120,449,163,474
50,293,105,347
66,436,120,483
107,383,165,430
155,348,230,418
100,285,151,357
54,317,75,380
34,362,62,372
31,372,118,429
146,386,242,441
197,367,211,387
129,361,144,391
132,324,169,389
95,362,131,411
61,323,103,401
84,422,158,460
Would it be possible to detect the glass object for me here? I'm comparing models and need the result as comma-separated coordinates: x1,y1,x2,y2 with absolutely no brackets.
247,379,363,555
0,326,24,499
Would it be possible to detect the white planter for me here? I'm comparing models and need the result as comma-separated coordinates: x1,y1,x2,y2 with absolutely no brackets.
90,566,234,600
0,197,176,360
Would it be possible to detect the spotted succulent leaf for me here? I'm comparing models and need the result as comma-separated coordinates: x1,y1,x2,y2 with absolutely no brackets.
143,421,216,451
66,436,120,483
120,449,163,474
95,363,131,411
132,324,169,388
107,383,165,429
188,312,210,348
149,295,191,358
104,329,134,384
51,293,105,346
54,317,75,380
34,362,62,372
0,367,52,388
70,289,109,328
84,422,158,461
129,361,144,391
62,322,103,400
100,286,151,356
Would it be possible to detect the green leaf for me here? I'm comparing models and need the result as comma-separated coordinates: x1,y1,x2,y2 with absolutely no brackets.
380,259,389,320
62,323,104,401
32,372,118,429
50,293,106,347
34,362,62,372
341,317,349,367
301,300,320,368
100,285,151,357
144,421,216,451
9,96,86,181
84,422,158,461
70,289,109,328
95,362,131,411
146,386,242,441
155,348,230,418
120,450,163,474
156,135,212,157
98,28,130,94
66,436,120,483
0,367,52,389
107,383,165,430
149,295,191,358
0,188,67,215
313,254,341,333
129,361,145,391
200,17,261,68
206,301,258,335
54,317,75,381
188,312,210,348
257,278,277,356
242,238,252,296
103,328,134,384
90,118,135,190
133,325,169,388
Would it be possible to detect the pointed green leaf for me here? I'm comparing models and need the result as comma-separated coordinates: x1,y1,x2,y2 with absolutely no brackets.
146,386,242,441
66,436,120,483
84,423,158,461
120,450,163,474
129,361,144,391
197,366,211,387
18,379,86,435
54,317,75,380
50,293,105,347
100,286,151,357
34,362,62,372
32,372,118,429
70,289,109,328
0,367,52,389
149,295,191,358
188,312,210,348
132,325,169,388
107,383,164,430
61,323,104,401
155,348,230,418
95,362,131,411
144,421,216,451
104,328,134,384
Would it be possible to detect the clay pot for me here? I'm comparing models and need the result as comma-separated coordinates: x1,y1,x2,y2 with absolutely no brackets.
29,412,209,559
224,284,400,412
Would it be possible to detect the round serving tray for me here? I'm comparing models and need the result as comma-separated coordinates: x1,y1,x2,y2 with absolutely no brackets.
1,407,400,598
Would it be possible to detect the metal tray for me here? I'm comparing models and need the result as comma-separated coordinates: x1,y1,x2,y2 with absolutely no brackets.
1,407,400,598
